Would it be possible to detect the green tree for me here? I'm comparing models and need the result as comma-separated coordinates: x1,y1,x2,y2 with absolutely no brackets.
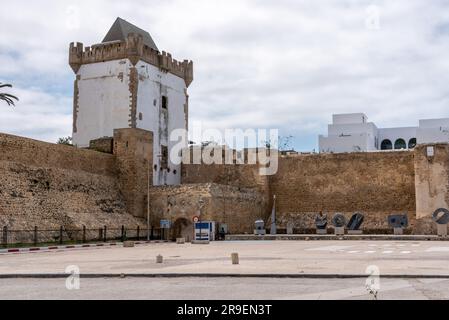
57,136,73,145
0,83,19,106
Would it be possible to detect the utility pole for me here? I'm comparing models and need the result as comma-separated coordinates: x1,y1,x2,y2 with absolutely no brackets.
147,155,151,241
270,195,277,235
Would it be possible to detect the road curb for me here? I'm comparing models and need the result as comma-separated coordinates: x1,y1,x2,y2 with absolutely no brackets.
1,273,449,279
226,234,449,241
0,240,169,255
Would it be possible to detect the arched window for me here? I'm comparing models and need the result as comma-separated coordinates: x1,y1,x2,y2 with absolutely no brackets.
408,138,417,149
381,139,392,150
394,138,407,150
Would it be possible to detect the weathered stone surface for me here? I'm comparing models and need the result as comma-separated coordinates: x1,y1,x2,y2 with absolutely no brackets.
149,183,266,236
0,133,145,243
414,144,449,234
271,152,416,232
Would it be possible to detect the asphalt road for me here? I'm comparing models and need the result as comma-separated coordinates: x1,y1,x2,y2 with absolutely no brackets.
1,277,448,300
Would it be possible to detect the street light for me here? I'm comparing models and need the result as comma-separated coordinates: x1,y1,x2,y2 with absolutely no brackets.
198,199,205,241
147,153,163,241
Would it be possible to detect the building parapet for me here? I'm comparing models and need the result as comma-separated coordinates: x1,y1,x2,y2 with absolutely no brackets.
69,33,193,87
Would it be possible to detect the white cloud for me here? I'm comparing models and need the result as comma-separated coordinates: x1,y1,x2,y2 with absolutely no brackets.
0,86,72,143
1,0,449,150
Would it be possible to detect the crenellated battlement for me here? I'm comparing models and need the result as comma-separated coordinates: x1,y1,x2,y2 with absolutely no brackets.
69,33,193,87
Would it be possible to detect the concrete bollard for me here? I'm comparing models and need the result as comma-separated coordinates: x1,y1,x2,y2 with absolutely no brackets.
437,224,448,237
123,241,135,248
176,238,186,244
231,253,239,265
156,255,163,264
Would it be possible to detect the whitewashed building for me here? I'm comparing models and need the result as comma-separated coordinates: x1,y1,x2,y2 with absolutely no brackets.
69,18,193,185
319,113,449,153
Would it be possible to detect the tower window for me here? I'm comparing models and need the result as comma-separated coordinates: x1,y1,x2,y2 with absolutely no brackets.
408,138,417,149
162,96,168,109
161,145,168,170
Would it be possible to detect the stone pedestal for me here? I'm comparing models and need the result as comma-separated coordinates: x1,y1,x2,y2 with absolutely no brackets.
231,253,239,265
334,227,345,235
348,230,363,235
437,224,448,237
123,241,135,248
394,228,403,235
192,240,210,245
176,238,186,244
316,229,327,235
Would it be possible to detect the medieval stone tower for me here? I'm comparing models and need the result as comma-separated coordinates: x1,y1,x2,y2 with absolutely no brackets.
69,17,193,186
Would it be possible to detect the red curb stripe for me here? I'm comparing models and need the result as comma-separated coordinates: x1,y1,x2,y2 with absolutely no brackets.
29,248,40,251
110,243,117,246
8,249,19,253
96,244,104,247
65,246,75,249
48,247,58,250
82,245,90,248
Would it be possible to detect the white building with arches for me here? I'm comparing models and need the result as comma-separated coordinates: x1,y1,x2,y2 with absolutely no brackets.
319,113,449,153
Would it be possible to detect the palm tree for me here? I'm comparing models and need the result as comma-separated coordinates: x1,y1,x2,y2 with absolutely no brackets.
0,83,19,106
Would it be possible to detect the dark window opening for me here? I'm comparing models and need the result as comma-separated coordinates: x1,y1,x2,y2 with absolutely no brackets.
161,145,168,170
162,96,168,109
394,138,407,150
408,138,417,149
173,170,177,175
381,139,392,150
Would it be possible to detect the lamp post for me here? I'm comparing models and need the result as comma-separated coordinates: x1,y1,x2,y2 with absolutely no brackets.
270,195,277,235
198,199,205,241
147,152,163,241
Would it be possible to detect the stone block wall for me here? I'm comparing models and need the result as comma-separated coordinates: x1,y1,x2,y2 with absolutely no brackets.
414,144,449,234
113,128,153,219
89,137,114,154
0,133,145,242
271,152,416,232
149,183,265,238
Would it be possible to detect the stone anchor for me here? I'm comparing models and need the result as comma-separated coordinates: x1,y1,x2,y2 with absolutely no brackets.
331,213,346,236
388,214,408,235
432,208,449,237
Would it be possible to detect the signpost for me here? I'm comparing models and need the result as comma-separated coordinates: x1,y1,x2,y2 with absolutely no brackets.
160,220,171,240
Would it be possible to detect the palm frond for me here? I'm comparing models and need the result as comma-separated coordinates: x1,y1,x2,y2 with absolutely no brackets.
0,83,19,106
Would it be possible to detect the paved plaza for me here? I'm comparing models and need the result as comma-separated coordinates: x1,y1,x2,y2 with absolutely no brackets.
2,240,449,299
1,240,449,276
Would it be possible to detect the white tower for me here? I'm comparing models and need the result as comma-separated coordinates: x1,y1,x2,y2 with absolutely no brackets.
69,18,193,186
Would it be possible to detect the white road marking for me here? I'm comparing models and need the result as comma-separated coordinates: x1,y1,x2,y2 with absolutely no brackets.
382,251,394,254
400,251,411,254
306,245,353,252
426,247,449,252
348,251,359,254
364,251,376,254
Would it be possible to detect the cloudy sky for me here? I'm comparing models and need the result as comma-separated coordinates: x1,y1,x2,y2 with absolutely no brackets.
1,0,449,151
